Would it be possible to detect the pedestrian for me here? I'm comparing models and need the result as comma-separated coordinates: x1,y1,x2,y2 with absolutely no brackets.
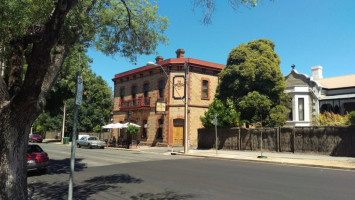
112,136,116,147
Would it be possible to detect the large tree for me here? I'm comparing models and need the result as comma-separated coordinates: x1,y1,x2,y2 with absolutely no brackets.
217,39,289,127
33,50,113,135
0,0,167,199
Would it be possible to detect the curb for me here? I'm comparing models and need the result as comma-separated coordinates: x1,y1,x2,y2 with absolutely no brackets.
179,153,355,171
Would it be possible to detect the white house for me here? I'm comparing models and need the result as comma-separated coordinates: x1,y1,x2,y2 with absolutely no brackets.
285,65,355,126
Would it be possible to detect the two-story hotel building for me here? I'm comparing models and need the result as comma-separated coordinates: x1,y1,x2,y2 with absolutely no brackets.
112,49,224,147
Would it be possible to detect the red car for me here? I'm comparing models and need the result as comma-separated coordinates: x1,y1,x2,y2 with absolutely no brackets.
29,134,43,143
27,144,49,173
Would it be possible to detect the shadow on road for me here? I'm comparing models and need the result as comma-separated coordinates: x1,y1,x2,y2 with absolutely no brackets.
130,190,195,200
27,158,87,177
29,173,143,199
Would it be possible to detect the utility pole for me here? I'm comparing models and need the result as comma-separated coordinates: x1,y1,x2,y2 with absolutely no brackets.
61,101,66,143
184,62,189,154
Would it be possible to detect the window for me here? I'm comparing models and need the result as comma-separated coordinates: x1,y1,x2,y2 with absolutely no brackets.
144,83,149,98
159,80,165,98
202,80,209,99
157,119,163,139
142,120,147,139
298,98,304,121
120,88,125,100
132,86,137,99
287,98,293,121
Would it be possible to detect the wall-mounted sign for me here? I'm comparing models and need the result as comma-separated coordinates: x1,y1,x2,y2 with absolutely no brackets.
173,76,185,99
156,102,166,112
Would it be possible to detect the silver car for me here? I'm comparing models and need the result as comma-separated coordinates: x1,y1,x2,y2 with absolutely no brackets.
77,136,105,149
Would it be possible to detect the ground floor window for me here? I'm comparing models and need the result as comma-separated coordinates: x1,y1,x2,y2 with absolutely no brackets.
157,119,163,139
142,120,147,139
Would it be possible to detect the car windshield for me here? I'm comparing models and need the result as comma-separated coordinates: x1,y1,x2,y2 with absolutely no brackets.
27,145,43,153
33,135,41,138
88,137,98,141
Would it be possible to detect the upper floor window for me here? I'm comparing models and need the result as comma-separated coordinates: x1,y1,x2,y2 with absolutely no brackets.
144,83,149,98
120,88,125,100
132,86,137,99
202,80,209,99
298,98,304,121
159,80,165,98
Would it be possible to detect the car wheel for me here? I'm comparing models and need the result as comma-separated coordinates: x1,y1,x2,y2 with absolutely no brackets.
77,143,81,148
89,144,92,149
38,168,47,174
100,146,104,149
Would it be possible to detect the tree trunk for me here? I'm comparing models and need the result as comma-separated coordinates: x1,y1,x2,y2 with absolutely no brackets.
0,1,79,198
0,104,39,199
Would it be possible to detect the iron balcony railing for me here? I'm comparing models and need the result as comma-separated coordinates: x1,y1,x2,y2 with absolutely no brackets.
120,97,151,111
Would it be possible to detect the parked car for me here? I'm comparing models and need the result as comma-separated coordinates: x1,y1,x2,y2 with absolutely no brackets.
29,134,43,143
77,136,105,149
27,144,49,173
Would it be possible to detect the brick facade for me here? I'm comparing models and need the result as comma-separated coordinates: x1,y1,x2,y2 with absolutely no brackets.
112,49,224,147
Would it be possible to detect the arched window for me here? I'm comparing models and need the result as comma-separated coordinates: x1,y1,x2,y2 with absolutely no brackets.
202,80,209,99
120,88,125,100
159,80,165,98
144,83,149,98
157,119,163,139
131,86,137,99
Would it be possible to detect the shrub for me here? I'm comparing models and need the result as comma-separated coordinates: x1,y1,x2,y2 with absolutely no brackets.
126,125,140,135
312,112,349,126
349,111,355,125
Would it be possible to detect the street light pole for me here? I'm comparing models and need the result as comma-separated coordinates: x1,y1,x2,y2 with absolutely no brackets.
184,62,189,154
147,62,189,154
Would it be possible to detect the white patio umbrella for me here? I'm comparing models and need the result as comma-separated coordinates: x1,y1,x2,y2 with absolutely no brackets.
122,122,141,128
102,123,125,129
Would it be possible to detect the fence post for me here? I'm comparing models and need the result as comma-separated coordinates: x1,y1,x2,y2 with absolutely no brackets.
249,129,252,151
276,127,279,152
279,127,281,152
238,128,241,150
292,127,295,153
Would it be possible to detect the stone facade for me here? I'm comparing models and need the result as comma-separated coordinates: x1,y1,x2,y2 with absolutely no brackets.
112,49,224,147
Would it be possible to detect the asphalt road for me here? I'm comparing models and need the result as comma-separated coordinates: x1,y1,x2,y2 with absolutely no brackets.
28,143,355,200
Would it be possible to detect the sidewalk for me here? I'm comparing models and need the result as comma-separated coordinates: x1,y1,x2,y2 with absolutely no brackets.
43,140,355,170
133,146,355,170
184,149,355,170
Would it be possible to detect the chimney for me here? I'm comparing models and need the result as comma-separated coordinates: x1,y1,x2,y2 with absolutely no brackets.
176,49,185,58
311,66,323,80
155,56,164,63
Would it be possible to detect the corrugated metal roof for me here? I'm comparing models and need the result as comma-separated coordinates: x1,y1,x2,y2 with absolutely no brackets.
317,74,355,89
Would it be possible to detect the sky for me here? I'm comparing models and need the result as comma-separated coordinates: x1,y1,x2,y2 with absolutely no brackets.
88,0,355,90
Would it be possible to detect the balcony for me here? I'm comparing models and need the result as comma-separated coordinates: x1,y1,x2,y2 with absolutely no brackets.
120,97,151,111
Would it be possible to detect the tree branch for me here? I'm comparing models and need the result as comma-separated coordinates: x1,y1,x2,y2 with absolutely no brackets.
17,0,77,105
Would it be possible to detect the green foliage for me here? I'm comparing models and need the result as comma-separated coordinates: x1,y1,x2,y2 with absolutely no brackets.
200,98,241,128
93,125,101,133
349,111,355,125
238,91,271,125
312,112,349,126
33,51,113,134
216,39,289,127
126,125,140,135
0,0,168,64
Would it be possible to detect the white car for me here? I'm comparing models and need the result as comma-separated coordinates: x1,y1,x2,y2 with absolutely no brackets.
77,136,105,149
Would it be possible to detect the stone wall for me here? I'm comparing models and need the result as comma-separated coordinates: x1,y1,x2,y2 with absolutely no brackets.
198,126,355,156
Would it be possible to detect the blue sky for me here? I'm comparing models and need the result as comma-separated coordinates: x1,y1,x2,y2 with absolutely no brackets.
88,0,355,90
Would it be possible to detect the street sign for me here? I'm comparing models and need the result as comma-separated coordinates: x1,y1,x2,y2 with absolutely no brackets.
75,76,83,105
213,113,218,125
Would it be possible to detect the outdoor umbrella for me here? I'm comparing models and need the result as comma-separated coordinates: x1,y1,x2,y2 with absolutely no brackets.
102,123,125,129
122,122,141,128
